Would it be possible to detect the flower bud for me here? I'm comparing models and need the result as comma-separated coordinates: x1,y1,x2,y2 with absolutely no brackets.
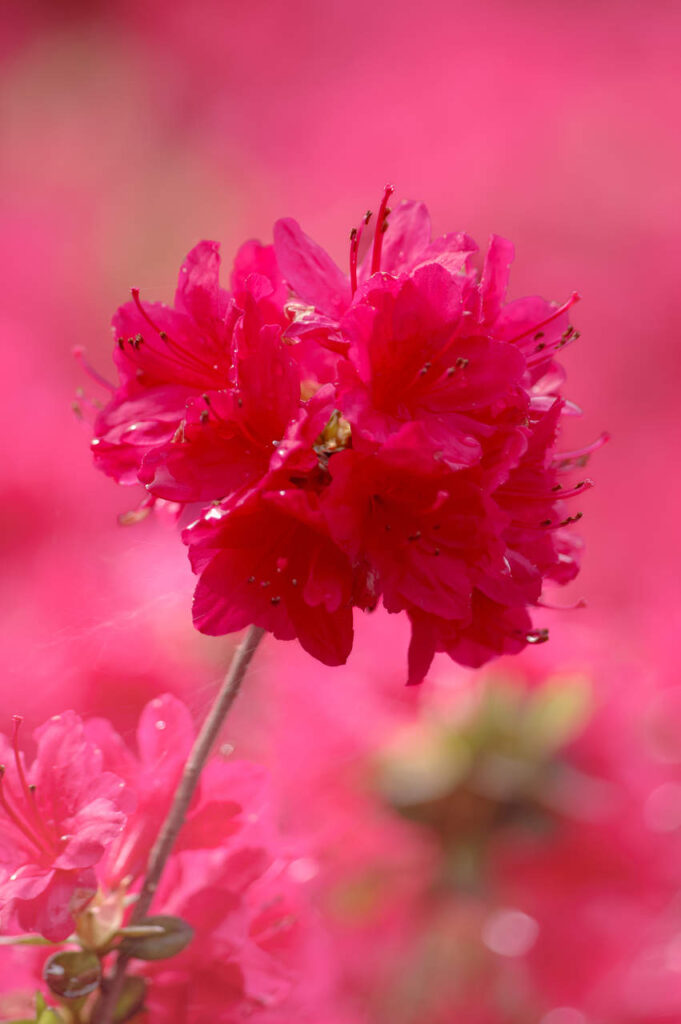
75,884,128,953
43,950,101,1000
118,915,194,961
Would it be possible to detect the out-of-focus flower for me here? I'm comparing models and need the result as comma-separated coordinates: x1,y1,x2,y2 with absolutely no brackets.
91,190,592,679
86,693,269,890
0,714,129,941
276,665,681,1024
1,695,343,1022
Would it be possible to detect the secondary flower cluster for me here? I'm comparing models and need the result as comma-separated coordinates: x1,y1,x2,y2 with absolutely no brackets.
92,188,594,681
0,701,328,1022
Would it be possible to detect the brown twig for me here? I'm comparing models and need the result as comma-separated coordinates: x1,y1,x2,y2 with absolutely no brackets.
94,625,266,1023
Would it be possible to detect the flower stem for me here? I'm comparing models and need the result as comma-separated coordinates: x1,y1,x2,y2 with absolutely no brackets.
94,625,266,1024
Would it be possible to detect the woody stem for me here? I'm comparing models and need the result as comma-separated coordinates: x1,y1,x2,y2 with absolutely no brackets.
94,625,266,1024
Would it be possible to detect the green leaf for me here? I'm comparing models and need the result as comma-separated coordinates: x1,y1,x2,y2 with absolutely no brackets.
118,915,194,961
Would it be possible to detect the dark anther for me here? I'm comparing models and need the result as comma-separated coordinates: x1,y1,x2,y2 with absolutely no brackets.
200,410,209,425
117,337,125,349
446,366,455,376
291,578,298,586
385,523,391,531
535,342,546,352
350,227,357,241
540,519,553,527
551,484,562,491
237,398,243,407
562,512,583,526
455,356,469,369
247,576,255,584
433,523,441,530
364,210,372,223
407,531,421,542
133,333,144,349
159,331,168,341
270,596,281,605
534,331,545,340
203,393,211,404
433,548,440,556
260,580,271,588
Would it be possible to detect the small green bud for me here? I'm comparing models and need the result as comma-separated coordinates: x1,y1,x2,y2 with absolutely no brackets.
43,950,101,999
118,915,194,961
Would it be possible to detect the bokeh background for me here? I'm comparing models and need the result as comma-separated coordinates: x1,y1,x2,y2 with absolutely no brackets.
2,1,681,1020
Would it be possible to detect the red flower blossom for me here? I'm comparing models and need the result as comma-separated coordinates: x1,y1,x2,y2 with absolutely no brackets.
91,189,595,680
92,240,292,506
185,487,355,666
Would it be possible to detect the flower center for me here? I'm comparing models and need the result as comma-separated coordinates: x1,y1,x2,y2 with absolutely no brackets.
314,409,352,464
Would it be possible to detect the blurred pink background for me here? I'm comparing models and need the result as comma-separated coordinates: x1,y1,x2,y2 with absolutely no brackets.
3,0,680,722
2,2,681,1021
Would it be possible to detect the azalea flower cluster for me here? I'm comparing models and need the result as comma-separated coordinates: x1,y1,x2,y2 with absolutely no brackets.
92,188,593,682
0,698,333,1022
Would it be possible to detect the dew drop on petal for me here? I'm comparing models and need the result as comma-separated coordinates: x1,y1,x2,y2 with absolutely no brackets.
155,720,167,731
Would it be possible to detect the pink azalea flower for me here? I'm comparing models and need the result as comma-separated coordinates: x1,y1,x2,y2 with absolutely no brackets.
185,487,355,666
92,240,292,505
0,713,129,941
140,848,337,1024
85,694,269,889
271,191,593,680
86,695,343,1022
92,190,593,679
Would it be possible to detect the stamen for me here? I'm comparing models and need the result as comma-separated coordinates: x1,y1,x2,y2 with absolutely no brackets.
0,766,51,855
370,185,395,274
502,479,594,502
509,292,581,346
349,210,374,295
349,228,359,296
553,432,610,470
130,288,217,377
72,348,114,392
